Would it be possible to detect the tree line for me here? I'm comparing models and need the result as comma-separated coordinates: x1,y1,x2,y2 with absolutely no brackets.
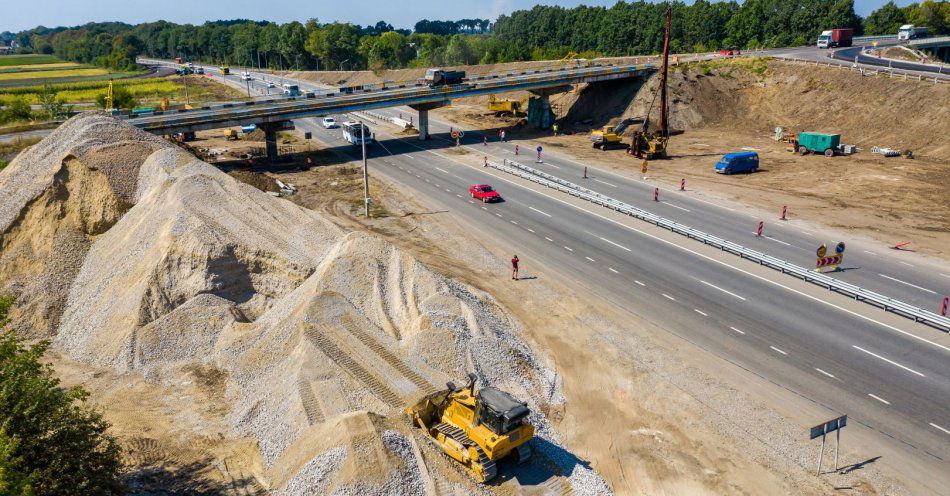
4,1,948,73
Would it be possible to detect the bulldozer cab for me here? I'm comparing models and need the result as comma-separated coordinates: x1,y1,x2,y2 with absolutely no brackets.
474,387,530,436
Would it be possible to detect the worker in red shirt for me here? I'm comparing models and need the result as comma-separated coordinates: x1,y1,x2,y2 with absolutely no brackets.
511,255,519,280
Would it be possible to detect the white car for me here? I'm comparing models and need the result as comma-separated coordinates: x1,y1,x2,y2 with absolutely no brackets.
241,72,252,81
322,117,338,129
267,82,276,88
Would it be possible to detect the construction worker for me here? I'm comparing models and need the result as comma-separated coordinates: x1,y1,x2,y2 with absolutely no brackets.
500,129,506,142
511,255,520,280
552,123,559,136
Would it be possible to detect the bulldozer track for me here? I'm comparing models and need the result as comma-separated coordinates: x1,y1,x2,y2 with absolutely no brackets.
123,437,169,466
341,316,437,395
433,422,497,481
305,325,403,408
539,477,574,496
297,377,326,425
218,456,267,496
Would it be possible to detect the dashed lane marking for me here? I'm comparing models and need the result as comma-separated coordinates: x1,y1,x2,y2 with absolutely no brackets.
863,250,876,255
593,178,617,188
694,309,708,316
609,268,619,274
699,280,746,301
751,233,792,246
529,206,552,217
729,326,745,335
435,167,449,173
635,280,646,286
598,236,632,252
495,213,503,218
564,246,574,252
662,293,676,301
899,261,914,267
525,228,535,233
931,423,950,435
868,393,890,405
510,220,518,225
585,256,596,262
662,201,691,212
815,368,836,379
770,346,788,355
545,237,554,242
852,345,926,377
878,274,936,294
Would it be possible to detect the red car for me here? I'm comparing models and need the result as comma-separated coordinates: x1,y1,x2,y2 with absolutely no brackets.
469,184,501,202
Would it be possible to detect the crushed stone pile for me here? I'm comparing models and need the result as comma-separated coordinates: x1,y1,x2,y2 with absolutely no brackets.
0,112,611,495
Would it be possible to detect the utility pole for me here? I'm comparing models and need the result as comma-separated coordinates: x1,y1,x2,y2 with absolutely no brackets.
659,7,671,138
361,121,371,217
245,77,251,98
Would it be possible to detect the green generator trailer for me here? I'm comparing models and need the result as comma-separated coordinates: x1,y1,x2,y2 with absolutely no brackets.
796,132,840,157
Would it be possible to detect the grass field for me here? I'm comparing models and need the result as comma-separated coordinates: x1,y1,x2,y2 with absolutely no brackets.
0,75,247,106
0,63,83,72
0,54,62,66
0,68,110,81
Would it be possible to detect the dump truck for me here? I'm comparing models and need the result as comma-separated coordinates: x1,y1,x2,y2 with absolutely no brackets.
424,68,465,87
407,373,533,482
796,132,841,156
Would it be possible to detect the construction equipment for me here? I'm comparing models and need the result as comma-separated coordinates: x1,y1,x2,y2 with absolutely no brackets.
628,7,672,160
590,118,637,150
487,95,528,117
221,66,230,75
407,373,534,483
223,129,239,141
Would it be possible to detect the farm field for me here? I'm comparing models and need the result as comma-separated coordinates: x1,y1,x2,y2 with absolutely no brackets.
0,54,142,88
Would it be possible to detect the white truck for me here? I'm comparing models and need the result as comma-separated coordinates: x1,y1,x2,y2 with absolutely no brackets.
898,24,928,41
817,30,833,48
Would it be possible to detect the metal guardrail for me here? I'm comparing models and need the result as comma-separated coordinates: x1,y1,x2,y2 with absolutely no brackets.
908,35,950,47
488,158,950,332
854,35,898,42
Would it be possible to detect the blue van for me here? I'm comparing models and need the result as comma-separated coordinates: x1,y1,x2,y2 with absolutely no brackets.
715,152,759,174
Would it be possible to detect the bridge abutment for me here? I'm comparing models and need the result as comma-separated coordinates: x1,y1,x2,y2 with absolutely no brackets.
410,101,448,141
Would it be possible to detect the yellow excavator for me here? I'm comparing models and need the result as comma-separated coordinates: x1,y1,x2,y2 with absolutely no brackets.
590,118,637,150
407,373,534,482
487,95,528,117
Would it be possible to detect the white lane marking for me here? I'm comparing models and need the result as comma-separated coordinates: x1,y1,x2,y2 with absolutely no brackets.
456,194,462,198
852,345,926,377
593,178,617,188
510,220,518,225
699,280,747,301
799,230,815,236
481,206,487,210
564,246,574,252
424,178,430,183
751,233,792,246
436,167,449,173
609,268,619,274
868,393,890,405
815,368,836,379
899,261,914,267
598,236,632,252
729,326,745,335
931,423,950,435
529,206,552,217
662,201,691,212
694,309,708,316
662,293,676,301
635,280,646,286
878,274,937,294
544,163,561,169
585,256,596,262
863,250,876,255
940,273,950,279
380,126,950,353
495,213,503,218
545,237,554,242
525,228,535,233
769,346,788,355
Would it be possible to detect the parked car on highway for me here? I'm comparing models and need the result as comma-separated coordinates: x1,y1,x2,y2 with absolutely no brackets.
322,117,338,129
469,184,501,202
714,151,759,174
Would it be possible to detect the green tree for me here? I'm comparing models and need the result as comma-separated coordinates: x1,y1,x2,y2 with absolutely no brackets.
94,85,137,110
0,297,123,496
0,98,33,125
369,31,412,69
865,1,907,35
36,86,71,121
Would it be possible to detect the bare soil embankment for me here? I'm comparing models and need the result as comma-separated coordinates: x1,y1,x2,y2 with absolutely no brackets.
0,113,603,495
435,58,950,258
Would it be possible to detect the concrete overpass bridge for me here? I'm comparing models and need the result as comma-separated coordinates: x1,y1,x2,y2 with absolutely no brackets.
124,62,655,160
908,36,950,62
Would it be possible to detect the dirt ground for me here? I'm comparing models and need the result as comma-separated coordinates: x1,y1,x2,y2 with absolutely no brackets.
431,58,950,259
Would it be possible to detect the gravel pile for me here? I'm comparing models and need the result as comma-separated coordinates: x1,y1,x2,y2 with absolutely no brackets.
273,447,347,496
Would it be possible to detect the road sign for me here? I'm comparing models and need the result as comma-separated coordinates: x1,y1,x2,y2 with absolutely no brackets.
304,131,312,140
457,130,464,138
537,146,543,153
450,130,458,139
817,243,827,258
641,160,648,174
811,415,847,475
816,255,842,268
835,241,846,254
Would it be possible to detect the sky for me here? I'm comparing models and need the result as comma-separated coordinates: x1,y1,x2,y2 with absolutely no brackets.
2,0,916,33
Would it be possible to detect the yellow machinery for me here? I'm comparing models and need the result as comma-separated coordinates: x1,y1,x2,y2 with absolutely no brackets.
221,66,230,75
223,128,239,141
487,95,528,117
407,373,534,482
590,118,636,150
628,131,668,159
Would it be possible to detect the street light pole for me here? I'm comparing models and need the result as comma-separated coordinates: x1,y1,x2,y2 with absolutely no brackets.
361,121,371,217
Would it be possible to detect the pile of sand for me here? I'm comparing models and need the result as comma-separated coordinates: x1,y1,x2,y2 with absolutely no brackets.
0,113,606,494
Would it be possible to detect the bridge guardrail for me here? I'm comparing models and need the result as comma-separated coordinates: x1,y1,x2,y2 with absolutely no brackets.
854,35,898,42
487,158,950,333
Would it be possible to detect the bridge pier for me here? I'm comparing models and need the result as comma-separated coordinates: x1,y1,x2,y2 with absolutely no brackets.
410,101,448,141
262,124,279,163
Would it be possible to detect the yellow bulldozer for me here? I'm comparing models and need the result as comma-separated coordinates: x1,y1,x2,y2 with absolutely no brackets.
487,95,528,117
407,373,534,482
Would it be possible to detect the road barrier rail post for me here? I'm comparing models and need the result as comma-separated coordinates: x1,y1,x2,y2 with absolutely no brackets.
484,158,950,332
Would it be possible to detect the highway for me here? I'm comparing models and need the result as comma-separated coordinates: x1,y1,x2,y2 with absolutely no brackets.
288,111,950,488
767,42,950,80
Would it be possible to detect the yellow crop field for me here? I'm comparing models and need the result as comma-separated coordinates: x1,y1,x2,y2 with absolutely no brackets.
1,63,82,70
0,68,110,81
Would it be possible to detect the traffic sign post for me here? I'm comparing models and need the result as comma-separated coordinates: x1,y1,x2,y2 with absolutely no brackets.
756,221,764,237
583,166,588,179
810,415,847,475
641,160,648,176
451,130,459,147
781,205,788,221
680,178,685,191
515,144,519,155
941,296,948,317
536,146,543,163
653,187,659,202
815,242,845,272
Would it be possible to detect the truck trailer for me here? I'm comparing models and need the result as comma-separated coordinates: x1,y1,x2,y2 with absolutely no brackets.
817,28,852,48
424,68,465,87
796,132,841,157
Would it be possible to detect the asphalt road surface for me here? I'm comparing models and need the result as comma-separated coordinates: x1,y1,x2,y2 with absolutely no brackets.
292,112,950,489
